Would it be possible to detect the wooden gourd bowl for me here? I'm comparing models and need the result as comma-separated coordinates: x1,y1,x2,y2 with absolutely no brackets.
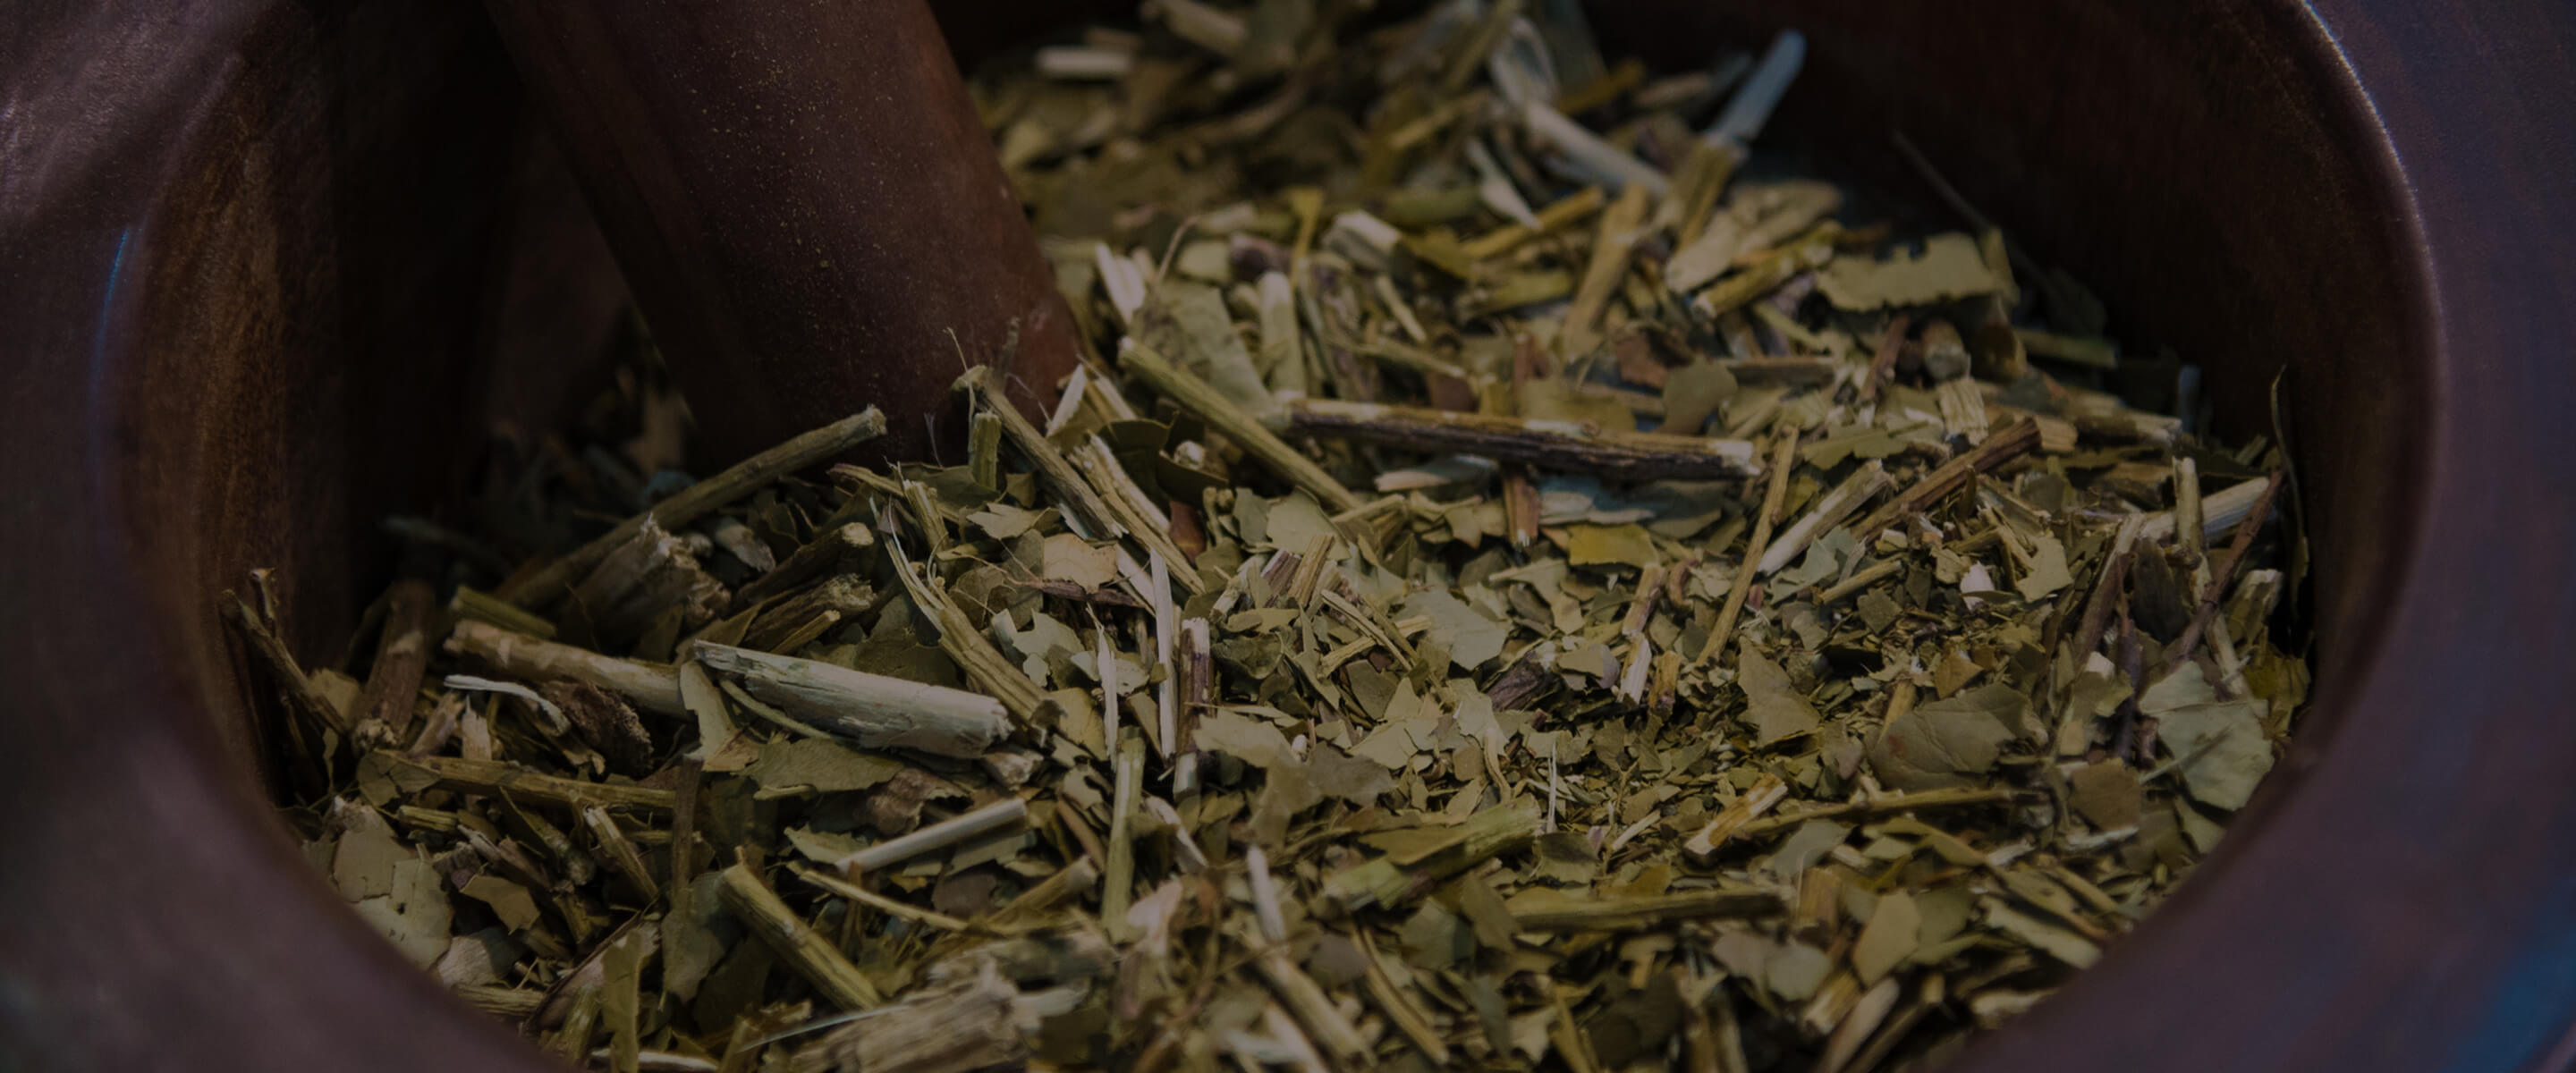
3,1,2572,1070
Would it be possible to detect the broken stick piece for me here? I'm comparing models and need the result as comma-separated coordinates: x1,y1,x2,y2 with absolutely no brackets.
368,752,675,814
446,619,684,716
1696,435,1801,665
1731,786,2030,841
1318,807,1536,916
716,862,883,1010
1684,773,1790,860
728,523,874,613
220,590,352,738
1119,341,1365,512
2139,474,2274,545
354,579,439,739
506,408,886,609
786,960,1022,1073
1757,461,1893,575
1512,888,1784,931
839,798,1030,874
691,642,1009,758
956,365,1130,542
1280,397,1760,480
1848,417,2041,539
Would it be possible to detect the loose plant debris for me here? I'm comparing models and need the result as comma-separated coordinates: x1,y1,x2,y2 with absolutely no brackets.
241,4,2311,1071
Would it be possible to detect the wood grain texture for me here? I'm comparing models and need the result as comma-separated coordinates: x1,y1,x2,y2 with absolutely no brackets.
0,4,567,1070
479,0,1081,468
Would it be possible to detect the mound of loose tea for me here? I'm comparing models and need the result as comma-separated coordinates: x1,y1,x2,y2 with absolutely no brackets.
238,4,2306,1071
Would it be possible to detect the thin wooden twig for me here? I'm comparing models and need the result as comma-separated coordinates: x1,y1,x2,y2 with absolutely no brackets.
582,805,662,902
668,758,703,894
1758,461,1893,576
1847,417,2041,539
1560,184,1652,356
220,590,351,738
2138,474,2269,545
1280,397,1763,479
955,365,1127,540
373,752,675,814
987,858,1100,931
354,579,438,739
1461,185,1604,261
1172,616,1212,795
1119,341,1365,512
1693,224,1838,318
716,862,883,1010
1352,928,1448,1063
1677,969,1723,1073
1501,334,1548,546
2165,470,2286,675
1151,553,1178,760
1069,435,1205,593
838,798,1030,874
1102,731,1146,936
1318,807,1536,916
1251,943,1371,1067
1732,786,2029,841
1814,558,1906,607
1844,974,1944,1073
1683,773,1789,861
792,866,979,934
2172,457,2206,557
740,577,876,652
1814,977,1903,1073
1696,434,1801,666
1513,888,1784,931
2070,513,2148,660
446,620,685,716
884,540,1048,722
507,409,886,608
1855,315,1911,404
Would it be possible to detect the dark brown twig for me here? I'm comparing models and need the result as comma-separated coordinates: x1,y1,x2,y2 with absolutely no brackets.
2164,470,2286,675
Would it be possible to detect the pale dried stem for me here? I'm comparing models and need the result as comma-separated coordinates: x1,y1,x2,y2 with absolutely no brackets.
581,805,661,901
1070,435,1204,593
838,798,1030,874
1696,434,1801,666
446,620,685,715
371,752,676,814
1283,397,1762,480
691,642,1007,758
1513,888,1784,931
1814,558,1906,607
1733,785,2028,841
2139,474,2270,545
1102,731,1147,936
1120,341,1364,512
716,862,883,1010
1758,461,1894,576
1684,773,1790,860
886,541,1048,722
1252,945,1371,1067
